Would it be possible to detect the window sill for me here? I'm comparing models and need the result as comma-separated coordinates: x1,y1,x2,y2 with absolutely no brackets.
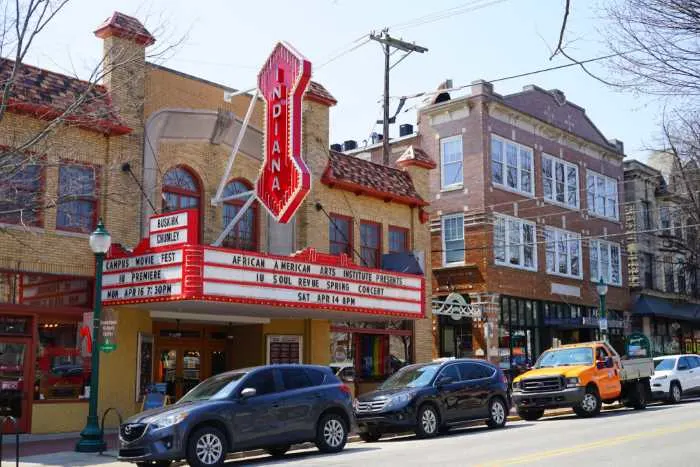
492,184,535,199
440,185,464,193
590,279,623,288
547,270,583,281
33,398,89,404
441,262,466,268
586,212,620,223
53,229,90,239
494,261,537,273
543,198,580,212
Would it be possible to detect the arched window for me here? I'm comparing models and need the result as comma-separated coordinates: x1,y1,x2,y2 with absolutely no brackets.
162,167,200,212
222,179,256,251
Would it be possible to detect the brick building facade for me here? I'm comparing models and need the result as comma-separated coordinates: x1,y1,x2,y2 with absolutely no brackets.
0,12,432,434
419,80,630,377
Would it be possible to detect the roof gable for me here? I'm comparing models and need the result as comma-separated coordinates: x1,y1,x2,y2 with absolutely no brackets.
502,86,616,151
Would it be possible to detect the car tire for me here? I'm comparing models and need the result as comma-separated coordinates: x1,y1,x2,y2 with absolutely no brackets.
516,408,544,421
573,386,601,418
486,397,507,428
415,404,440,438
186,426,227,467
668,382,682,404
315,412,348,454
265,445,291,457
359,432,382,442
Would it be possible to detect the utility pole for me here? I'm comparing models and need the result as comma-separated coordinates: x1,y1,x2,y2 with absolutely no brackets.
369,29,427,166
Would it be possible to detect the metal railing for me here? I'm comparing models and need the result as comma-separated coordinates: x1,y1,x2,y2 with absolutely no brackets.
99,407,123,456
0,416,20,467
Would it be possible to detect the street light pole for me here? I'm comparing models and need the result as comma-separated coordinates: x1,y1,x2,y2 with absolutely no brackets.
596,277,609,343
76,220,111,453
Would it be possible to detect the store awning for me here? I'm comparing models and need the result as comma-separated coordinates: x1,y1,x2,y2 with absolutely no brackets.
633,294,700,322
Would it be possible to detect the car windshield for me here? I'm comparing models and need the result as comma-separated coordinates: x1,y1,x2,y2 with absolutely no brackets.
179,372,246,403
535,348,593,368
379,364,439,389
654,358,676,371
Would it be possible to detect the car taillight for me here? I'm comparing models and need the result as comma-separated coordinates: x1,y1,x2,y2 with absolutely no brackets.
339,384,352,396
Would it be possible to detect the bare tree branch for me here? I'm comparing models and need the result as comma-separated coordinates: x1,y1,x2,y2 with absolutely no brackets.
550,0,571,60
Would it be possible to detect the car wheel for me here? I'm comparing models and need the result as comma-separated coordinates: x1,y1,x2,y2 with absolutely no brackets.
668,382,682,404
359,432,382,442
187,426,227,467
574,387,601,418
315,412,348,453
516,408,544,421
265,445,291,457
486,397,507,428
415,404,440,438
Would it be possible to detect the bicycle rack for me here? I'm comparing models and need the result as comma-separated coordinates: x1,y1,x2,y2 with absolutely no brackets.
99,407,123,456
0,416,20,467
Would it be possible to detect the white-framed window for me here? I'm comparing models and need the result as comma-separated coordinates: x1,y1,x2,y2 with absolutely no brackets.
589,239,622,286
586,171,618,220
542,154,579,209
442,214,464,266
491,134,534,196
494,214,537,271
440,135,463,190
544,227,582,278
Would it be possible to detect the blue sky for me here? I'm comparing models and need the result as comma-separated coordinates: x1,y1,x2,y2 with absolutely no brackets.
25,0,661,160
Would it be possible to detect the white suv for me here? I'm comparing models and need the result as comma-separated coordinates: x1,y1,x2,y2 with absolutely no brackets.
651,354,700,403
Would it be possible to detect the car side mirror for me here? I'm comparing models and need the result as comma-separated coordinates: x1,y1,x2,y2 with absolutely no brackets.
240,387,257,399
437,376,454,387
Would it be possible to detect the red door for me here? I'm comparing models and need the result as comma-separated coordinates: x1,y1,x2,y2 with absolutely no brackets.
0,337,32,433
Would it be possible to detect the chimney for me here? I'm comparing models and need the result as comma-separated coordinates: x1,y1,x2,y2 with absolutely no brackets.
94,12,155,131
343,140,357,151
330,143,343,152
399,124,414,137
470,79,493,96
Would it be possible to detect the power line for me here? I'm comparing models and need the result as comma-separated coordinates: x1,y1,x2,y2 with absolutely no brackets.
388,0,513,32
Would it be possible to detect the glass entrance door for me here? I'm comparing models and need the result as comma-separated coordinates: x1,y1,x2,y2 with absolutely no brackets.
0,339,31,433
156,346,225,401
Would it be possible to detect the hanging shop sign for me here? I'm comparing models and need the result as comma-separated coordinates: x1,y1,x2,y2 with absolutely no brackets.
99,308,118,353
256,42,312,224
432,293,482,320
20,274,91,308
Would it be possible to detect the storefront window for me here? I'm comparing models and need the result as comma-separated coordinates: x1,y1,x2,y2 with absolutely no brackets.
35,317,91,401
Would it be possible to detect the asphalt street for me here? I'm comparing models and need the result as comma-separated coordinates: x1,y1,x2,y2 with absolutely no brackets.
20,399,700,467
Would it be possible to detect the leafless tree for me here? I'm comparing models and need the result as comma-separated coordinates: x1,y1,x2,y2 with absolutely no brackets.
0,0,183,232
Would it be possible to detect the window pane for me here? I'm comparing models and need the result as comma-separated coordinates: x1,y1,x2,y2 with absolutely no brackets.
495,217,506,263
0,163,42,226
442,137,463,188
523,224,534,268
163,167,198,191
444,216,464,264
520,148,532,193
389,228,408,253
567,166,578,206
330,216,351,256
590,241,599,281
600,243,610,283
36,318,90,401
611,244,620,285
57,166,96,232
243,370,277,396
570,237,580,276
545,229,555,272
491,138,503,185
492,161,503,185
281,368,313,390
557,232,568,274
587,175,595,213
506,144,518,189
508,219,520,265
360,222,380,268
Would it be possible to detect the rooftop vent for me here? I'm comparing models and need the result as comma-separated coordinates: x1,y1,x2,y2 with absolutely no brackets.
330,143,343,152
343,140,357,151
399,124,414,137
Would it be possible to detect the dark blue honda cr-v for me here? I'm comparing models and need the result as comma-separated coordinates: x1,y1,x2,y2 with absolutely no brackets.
118,364,354,467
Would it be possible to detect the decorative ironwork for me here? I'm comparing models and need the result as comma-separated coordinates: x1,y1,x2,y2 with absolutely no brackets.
432,292,483,320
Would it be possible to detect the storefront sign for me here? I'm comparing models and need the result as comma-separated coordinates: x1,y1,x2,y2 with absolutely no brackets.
432,293,482,320
99,308,118,352
20,274,91,308
203,248,423,315
256,42,312,224
102,250,184,303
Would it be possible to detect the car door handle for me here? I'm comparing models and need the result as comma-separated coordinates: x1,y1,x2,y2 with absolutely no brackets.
271,403,280,408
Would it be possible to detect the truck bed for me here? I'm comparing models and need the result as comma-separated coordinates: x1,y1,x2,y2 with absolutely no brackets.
619,358,653,381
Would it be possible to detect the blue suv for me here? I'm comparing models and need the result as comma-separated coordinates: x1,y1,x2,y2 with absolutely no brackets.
118,364,354,467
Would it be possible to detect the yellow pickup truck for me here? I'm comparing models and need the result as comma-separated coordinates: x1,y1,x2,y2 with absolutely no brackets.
511,341,653,420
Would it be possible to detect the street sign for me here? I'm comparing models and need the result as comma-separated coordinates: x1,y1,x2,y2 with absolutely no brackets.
255,42,312,224
599,318,608,332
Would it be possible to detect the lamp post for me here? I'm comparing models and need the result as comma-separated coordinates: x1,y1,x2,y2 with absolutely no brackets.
596,277,609,343
76,220,111,453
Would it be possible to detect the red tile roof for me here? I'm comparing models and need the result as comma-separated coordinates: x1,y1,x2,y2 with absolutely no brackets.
396,145,437,169
94,12,155,46
0,58,130,135
322,150,427,206
306,81,337,106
